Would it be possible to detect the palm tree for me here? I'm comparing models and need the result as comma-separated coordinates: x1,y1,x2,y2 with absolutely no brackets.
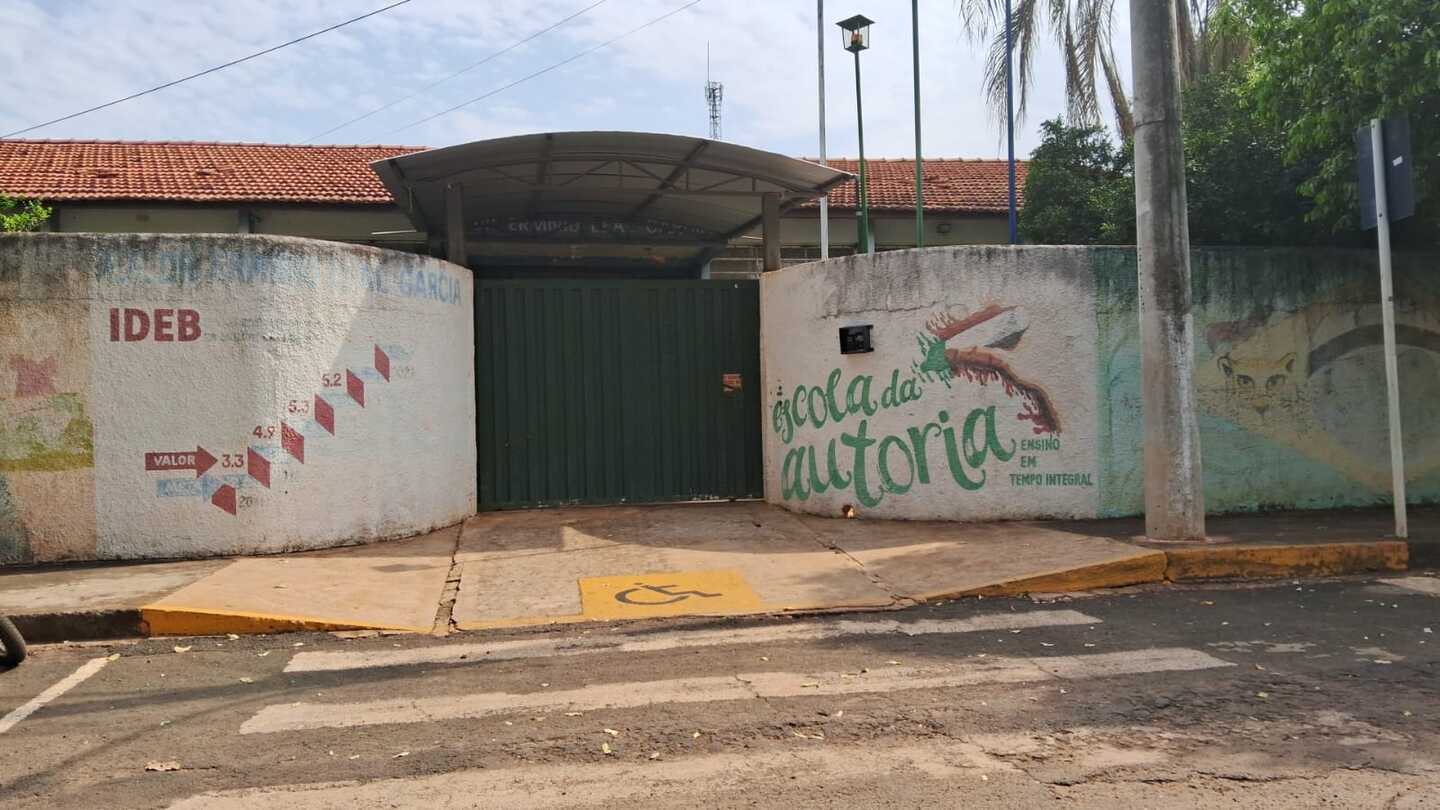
956,0,1247,139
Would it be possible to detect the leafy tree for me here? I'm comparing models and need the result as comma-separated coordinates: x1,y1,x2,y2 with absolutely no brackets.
1018,118,1134,244
1020,78,1344,248
0,195,51,232
1182,67,1336,245
1226,0,1439,243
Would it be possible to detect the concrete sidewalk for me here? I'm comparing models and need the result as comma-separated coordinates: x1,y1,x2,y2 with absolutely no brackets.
2,503,1430,641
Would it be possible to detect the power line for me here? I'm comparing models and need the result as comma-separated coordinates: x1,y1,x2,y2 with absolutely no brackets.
390,0,704,135
306,0,609,143
2,0,414,139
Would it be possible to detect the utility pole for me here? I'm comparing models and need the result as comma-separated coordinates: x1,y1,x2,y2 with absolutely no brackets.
818,0,829,259
1130,0,1205,541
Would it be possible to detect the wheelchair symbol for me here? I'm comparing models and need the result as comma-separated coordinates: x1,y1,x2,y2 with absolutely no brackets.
614,583,724,606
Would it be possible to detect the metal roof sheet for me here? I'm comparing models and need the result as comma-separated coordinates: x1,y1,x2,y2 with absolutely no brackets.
370,131,853,245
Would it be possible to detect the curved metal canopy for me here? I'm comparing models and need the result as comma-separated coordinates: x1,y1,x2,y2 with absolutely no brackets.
370,131,852,249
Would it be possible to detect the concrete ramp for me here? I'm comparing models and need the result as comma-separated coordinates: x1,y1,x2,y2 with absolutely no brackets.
449,503,1166,630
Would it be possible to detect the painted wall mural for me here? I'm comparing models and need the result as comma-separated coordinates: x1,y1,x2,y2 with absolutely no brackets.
765,246,1439,523
0,234,475,565
1094,249,1440,517
762,249,1101,522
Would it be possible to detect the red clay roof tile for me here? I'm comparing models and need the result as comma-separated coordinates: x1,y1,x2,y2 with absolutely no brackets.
0,140,1025,213
0,140,421,205
808,157,1027,214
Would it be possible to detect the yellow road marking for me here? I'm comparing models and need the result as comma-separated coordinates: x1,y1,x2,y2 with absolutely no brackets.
140,606,428,637
578,569,762,620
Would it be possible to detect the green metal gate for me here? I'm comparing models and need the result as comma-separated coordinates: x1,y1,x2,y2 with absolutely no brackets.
475,279,762,509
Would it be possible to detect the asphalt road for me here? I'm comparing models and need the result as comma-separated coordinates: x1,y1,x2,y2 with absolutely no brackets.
2,575,1438,809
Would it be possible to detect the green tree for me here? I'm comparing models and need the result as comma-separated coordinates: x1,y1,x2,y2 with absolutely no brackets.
1018,118,1134,244
1182,67,1335,245
1227,0,1439,243
0,195,51,232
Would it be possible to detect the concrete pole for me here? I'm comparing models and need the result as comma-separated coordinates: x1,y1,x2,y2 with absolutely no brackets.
761,192,782,272
818,0,829,260
1130,0,1205,541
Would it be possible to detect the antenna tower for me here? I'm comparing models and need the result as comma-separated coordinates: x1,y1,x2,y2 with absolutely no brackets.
704,44,723,140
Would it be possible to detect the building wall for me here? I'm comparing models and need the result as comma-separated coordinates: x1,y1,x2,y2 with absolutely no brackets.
52,204,425,251
761,245,1440,521
48,203,1011,279
0,233,475,565
712,213,1010,277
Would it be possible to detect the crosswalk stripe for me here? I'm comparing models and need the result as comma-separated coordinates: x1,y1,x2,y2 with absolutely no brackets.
1385,577,1440,597
244,647,1230,735
0,657,110,735
168,740,1006,809
285,609,1102,673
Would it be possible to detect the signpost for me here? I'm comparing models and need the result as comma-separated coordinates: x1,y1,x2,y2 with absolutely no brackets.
1355,115,1414,538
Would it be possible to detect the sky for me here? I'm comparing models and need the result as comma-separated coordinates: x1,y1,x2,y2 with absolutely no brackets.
0,0,1131,159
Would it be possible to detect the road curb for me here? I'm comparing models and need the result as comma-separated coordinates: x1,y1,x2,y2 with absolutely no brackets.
7,540,1423,643
929,551,1170,600
139,606,428,637
1162,540,1407,581
10,609,148,643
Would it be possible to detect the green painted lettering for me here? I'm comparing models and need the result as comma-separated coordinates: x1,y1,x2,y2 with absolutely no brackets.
845,373,878,417
906,422,942,485
938,410,985,491
781,446,809,501
825,367,846,422
841,419,883,507
807,385,828,428
877,434,915,494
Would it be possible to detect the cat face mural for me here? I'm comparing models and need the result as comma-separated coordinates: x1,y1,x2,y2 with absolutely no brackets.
1196,285,1440,492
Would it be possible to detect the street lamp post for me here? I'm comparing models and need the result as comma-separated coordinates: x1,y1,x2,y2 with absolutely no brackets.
911,0,923,248
838,14,874,254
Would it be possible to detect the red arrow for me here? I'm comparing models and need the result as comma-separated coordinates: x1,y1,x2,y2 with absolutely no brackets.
144,446,217,477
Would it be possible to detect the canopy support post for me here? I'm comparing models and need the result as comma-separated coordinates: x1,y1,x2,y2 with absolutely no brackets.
762,191,782,272
445,181,467,268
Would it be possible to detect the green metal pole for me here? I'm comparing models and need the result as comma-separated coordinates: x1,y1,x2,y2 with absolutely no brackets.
854,48,871,254
911,0,923,248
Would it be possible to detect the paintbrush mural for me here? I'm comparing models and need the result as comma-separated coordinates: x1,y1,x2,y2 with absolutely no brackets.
913,304,1062,435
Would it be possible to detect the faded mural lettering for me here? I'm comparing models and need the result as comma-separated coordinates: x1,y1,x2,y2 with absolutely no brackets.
1,234,474,565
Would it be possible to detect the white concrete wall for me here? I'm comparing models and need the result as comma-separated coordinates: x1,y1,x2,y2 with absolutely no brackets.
764,246,1440,523
761,247,1102,521
0,233,475,564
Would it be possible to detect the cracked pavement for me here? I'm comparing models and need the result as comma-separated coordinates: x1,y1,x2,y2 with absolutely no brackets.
2,575,1437,808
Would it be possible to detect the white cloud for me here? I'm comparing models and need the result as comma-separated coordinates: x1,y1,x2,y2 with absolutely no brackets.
0,0,1131,157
